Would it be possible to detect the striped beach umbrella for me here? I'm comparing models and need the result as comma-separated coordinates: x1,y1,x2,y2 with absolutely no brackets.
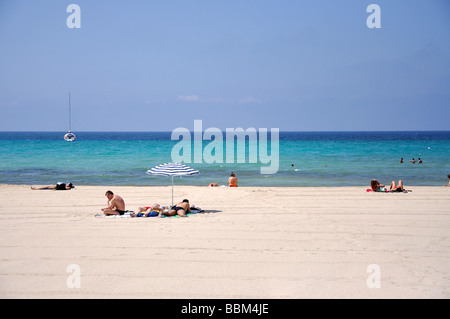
146,162,199,207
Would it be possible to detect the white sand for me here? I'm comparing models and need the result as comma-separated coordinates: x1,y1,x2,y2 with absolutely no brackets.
0,184,449,298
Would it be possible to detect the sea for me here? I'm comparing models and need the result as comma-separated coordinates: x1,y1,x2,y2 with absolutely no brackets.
0,131,449,187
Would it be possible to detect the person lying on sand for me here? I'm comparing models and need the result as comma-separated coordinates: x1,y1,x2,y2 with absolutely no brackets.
370,179,411,192
31,182,75,190
130,204,165,217
162,199,191,217
101,190,127,216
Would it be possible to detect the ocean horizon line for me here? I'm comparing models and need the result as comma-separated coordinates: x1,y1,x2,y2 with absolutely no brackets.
1,130,450,133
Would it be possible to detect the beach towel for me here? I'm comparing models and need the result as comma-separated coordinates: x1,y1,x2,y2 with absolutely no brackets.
95,206,205,218
161,206,204,218
95,212,133,218
366,188,411,193
135,211,160,217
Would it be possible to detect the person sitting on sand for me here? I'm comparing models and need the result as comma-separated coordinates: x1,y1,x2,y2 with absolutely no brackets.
101,190,127,216
31,182,75,190
445,174,450,187
228,172,238,187
162,199,191,217
131,204,164,217
370,179,406,192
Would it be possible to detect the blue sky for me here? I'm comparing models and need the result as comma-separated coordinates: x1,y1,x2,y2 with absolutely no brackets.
0,0,449,131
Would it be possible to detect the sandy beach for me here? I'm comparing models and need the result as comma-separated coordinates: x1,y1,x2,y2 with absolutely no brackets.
0,184,449,299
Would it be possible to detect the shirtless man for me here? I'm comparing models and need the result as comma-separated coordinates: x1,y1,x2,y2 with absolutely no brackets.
101,190,126,215
228,172,238,187
163,199,191,217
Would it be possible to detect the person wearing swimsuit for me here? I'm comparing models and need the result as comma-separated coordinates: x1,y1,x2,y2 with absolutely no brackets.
31,182,75,190
163,199,191,217
228,172,238,187
101,190,127,215
370,179,405,192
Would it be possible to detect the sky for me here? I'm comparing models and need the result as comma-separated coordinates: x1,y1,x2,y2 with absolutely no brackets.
0,0,449,131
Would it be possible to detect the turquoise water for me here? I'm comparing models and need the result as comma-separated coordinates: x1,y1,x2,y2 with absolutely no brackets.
0,131,449,186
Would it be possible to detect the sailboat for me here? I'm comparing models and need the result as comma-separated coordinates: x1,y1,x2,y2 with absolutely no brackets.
64,92,76,142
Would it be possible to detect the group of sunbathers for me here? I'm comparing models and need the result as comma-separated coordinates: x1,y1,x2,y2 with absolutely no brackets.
370,179,407,192
101,190,191,217
130,200,192,218
30,183,194,217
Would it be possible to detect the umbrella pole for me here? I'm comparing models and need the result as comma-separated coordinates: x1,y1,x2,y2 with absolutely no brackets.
171,175,174,207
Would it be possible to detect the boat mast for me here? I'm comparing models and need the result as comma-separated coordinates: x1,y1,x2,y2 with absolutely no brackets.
68,92,71,132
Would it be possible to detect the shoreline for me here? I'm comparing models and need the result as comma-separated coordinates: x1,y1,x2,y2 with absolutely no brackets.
1,184,449,298
2,183,448,188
